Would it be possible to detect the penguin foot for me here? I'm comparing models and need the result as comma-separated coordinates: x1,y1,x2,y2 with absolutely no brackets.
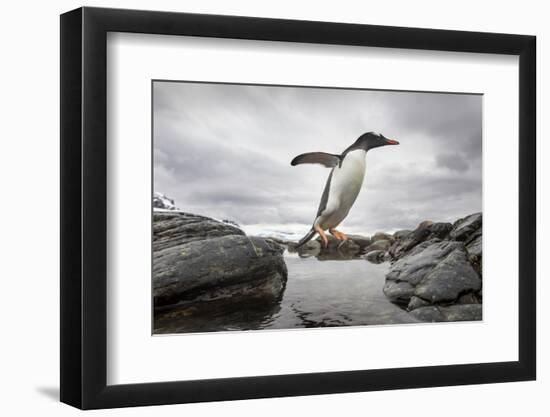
329,228,349,241
314,225,329,248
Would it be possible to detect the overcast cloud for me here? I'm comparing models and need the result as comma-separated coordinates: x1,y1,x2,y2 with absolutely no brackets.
153,81,482,235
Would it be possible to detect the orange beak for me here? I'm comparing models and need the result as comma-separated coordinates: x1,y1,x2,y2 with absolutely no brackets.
386,139,400,145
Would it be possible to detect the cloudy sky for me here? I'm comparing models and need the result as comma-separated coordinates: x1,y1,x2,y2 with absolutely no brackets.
153,81,482,236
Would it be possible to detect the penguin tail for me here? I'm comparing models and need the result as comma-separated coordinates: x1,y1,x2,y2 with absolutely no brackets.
295,228,317,248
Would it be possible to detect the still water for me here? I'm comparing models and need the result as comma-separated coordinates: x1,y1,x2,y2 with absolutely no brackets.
154,252,417,334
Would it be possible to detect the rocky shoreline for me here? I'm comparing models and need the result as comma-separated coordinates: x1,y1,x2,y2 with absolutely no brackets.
287,213,483,322
153,198,482,325
383,213,482,322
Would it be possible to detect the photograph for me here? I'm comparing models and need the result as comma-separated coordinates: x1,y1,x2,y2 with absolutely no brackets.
152,80,483,334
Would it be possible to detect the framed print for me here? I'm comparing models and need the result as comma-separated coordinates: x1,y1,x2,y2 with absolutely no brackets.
60,6,536,409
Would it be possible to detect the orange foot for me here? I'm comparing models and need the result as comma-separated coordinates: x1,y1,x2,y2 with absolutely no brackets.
314,225,329,247
329,228,349,241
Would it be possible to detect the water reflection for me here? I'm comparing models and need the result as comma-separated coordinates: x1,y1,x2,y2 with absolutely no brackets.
289,239,362,261
154,250,418,334
154,298,284,334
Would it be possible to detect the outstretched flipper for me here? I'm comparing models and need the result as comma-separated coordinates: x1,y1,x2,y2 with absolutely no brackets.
291,152,341,168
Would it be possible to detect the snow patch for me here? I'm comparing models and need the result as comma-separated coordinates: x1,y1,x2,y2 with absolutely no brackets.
153,192,177,210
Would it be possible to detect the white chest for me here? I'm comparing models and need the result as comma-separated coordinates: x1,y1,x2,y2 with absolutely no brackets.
332,150,366,195
326,150,366,213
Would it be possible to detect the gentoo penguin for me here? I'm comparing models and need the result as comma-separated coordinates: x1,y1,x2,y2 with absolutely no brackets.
291,132,399,248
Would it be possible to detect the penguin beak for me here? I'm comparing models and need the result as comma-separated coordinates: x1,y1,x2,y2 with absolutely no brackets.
385,139,399,145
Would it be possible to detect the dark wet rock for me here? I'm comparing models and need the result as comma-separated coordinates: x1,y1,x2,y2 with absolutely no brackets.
154,235,287,308
378,212,482,319
465,229,482,274
407,295,431,311
311,234,367,250
408,306,444,322
317,235,360,251
393,229,412,240
316,237,361,261
388,221,453,260
289,235,367,260
466,231,482,259
442,304,482,321
414,246,481,304
418,220,433,229
287,239,321,257
387,240,461,288
457,292,481,304
268,237,293,246
221,219,240,228
429,222,453,239
153,212,287,312
382,281,415,305
346,234,372,249
450,212,482,242
364,239,392,253
365,250,386,264
153,211,244,252
384,239,481,306
410,304,482,322
372,232,394,244
388,227,431,259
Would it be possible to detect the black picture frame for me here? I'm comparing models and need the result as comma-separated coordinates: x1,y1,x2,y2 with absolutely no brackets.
60,6,536,410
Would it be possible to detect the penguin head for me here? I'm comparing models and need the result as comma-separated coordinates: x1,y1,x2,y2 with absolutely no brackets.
356,132,399,151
